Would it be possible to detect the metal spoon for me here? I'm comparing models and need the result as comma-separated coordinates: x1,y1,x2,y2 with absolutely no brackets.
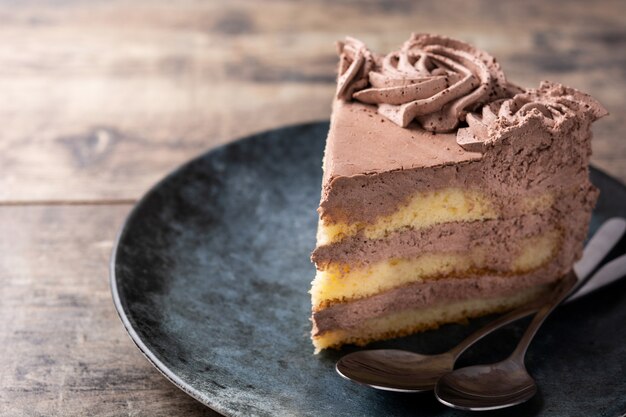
434,270,578,410
336,218,626,393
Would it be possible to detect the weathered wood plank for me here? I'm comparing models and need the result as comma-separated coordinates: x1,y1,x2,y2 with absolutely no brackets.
0,0,624,203
0,205,219,416
2,2,626,416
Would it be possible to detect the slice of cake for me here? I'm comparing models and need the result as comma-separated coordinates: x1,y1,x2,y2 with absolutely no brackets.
310,34,607,352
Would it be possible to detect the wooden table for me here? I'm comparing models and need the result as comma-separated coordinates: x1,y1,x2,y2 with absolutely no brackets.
1,1,624,415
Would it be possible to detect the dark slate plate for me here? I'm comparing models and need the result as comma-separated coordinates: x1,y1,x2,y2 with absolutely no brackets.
110,122,626,417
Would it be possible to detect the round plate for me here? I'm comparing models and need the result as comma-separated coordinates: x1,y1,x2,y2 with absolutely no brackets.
111,122,626,417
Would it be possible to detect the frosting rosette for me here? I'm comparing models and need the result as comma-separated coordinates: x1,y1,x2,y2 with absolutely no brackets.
497,82,607,127
456,81,608,152
336,33,516,132
335,37,378,101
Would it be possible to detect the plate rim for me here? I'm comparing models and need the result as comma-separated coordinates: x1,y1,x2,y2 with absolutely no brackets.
110,199,226,415
108,120,625,416
110,231,217,411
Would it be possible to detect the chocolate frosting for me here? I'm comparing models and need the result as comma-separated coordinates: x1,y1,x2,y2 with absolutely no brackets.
336,37,377,101
336,33,517,133
334,34,608,153
457,81,609,152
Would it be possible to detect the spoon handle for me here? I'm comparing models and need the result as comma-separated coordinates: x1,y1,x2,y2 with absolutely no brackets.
449,217,626,360
448,253,626,359
574,218,626,279
510,217,626,362
568,254,626,301
508,273,578,363
448,299,540,359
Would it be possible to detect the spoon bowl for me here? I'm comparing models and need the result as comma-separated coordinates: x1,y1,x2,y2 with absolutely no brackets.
435,361,537,410
336,350,454,392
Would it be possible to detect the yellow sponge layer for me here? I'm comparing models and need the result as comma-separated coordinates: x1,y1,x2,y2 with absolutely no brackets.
317,188,555,245
311,230,559,309
513,232,559,271
523,192,555,212
318,188,496,245
312,284,548,352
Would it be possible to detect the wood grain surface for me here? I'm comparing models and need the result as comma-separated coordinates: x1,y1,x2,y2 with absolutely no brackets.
1,0,624,415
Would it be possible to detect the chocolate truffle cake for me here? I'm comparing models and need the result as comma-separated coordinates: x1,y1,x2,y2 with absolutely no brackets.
310,34,607,352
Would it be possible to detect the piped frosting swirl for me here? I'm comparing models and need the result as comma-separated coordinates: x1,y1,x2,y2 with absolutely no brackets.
336,37,378,101
336,33,516,132
457,82,609,151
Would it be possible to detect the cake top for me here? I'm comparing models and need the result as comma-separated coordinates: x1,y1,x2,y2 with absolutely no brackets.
323,100,482,183
333,33,607,153
324,33,608,185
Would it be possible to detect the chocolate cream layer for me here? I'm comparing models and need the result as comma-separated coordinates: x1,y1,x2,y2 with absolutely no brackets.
312,263,564,335
319,84,605,227
313,186,596,271
313,214,553,269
